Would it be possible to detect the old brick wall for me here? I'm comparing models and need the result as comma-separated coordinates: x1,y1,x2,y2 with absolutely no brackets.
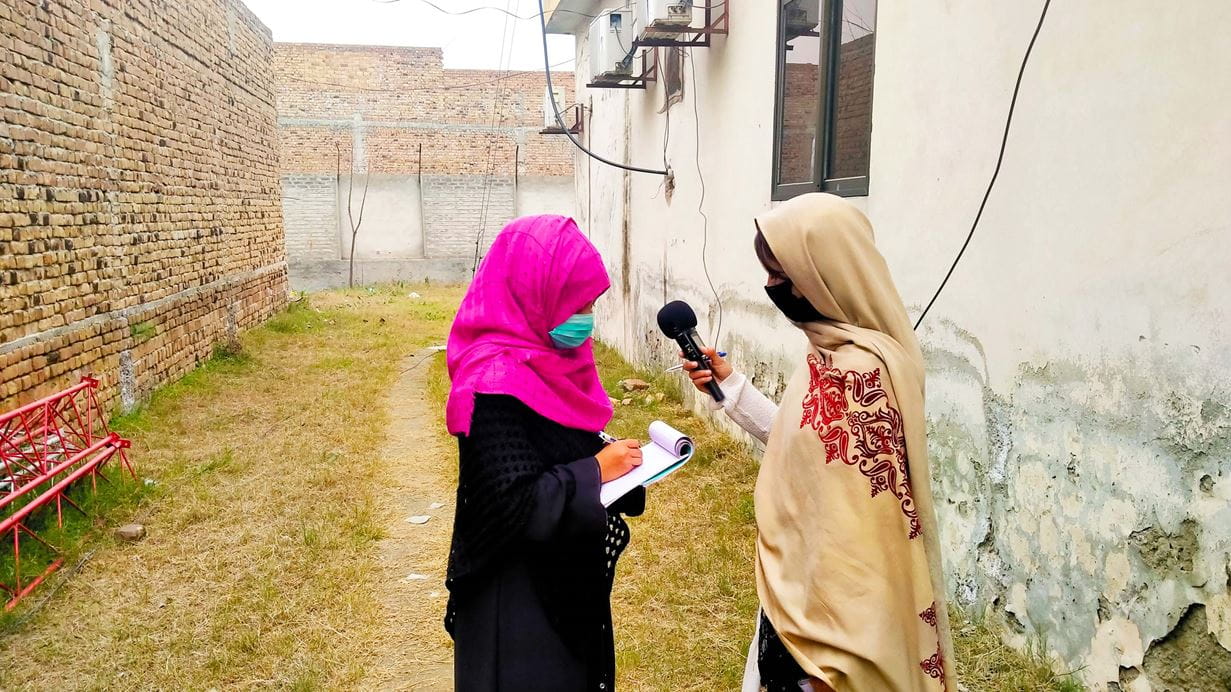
830,33,874,179
275,43,576,287
0,0,288,412
779,32,874,182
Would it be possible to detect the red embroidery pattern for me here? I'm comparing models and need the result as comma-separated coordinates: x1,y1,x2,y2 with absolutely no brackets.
799,354,921,539
920,645,945,688
920,603,938,627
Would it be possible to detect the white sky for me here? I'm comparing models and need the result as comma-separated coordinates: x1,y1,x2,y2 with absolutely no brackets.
239,0,577,70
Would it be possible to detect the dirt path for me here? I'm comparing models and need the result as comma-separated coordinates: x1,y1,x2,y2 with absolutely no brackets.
362,347,456,690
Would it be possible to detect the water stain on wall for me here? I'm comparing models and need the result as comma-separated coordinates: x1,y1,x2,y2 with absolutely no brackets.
921,316,1231,688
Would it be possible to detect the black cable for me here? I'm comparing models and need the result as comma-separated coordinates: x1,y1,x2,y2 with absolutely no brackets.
913,0,1051,331
536,0,668,176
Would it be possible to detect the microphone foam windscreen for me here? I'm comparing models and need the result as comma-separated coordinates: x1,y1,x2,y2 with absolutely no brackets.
657,300,698,338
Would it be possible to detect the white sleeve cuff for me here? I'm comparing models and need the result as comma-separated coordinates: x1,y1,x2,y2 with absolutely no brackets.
707,371,748,411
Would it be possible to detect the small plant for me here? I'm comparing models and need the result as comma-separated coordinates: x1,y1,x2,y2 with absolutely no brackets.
211,341,246,363
130,321,156,344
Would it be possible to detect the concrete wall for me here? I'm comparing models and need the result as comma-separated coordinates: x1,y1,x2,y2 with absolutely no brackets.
336,175,424,260
0,0,288,412
555,2,1231,689
280,170,571,288
274,44,576,289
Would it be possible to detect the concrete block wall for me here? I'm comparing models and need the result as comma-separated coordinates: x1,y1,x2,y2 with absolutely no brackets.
274,43,576,288
421,175,514,260
0,0,288,412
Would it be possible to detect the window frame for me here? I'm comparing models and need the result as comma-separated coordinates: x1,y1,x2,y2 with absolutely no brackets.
771,0,876,201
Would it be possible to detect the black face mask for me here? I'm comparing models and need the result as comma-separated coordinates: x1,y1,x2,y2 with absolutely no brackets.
765,282,826,323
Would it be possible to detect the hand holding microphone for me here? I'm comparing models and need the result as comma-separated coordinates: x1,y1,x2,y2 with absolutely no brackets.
680,347,732,395
657,300,725,402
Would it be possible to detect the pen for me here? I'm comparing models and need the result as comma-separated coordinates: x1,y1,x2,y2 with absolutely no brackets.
597,430,618,445
665,352,727,373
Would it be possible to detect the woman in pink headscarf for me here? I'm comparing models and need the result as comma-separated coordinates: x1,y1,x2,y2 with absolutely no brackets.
444,215,645,692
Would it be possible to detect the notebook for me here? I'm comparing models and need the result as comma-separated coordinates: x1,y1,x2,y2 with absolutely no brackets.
599,421,695,507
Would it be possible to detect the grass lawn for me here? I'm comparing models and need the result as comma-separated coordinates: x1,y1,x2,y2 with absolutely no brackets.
0,284,464,689
1,285,1080,690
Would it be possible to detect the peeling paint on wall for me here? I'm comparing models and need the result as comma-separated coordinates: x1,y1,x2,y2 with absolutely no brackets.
923,315,1231,689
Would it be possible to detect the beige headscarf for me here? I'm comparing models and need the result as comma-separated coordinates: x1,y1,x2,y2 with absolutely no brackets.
754,193,954,691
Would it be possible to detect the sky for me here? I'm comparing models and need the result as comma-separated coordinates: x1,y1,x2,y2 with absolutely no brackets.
239,0,577,71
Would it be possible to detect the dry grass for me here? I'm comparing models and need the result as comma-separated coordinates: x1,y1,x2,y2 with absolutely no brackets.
0,286,1080,691
0,283,464,690
952,613,1086,691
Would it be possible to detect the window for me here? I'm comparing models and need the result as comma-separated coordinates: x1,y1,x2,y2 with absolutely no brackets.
772,0,877,200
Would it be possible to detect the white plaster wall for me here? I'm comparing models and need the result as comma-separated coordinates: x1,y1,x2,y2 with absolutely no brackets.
565,1,1231,688
337,174,425,260
516,175,576,218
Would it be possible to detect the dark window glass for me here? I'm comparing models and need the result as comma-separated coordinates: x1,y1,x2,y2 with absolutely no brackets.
773,0,876,199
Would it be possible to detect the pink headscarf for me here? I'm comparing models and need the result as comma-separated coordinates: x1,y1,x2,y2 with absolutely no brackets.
446,215,614,436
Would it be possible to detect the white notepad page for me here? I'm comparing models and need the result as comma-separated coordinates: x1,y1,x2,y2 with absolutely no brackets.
599,421,694,507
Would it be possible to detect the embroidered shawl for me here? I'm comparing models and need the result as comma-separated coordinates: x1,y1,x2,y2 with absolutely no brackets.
754,193,954,691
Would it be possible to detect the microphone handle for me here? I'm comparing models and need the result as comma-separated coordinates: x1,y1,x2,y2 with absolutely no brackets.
677,333,726,402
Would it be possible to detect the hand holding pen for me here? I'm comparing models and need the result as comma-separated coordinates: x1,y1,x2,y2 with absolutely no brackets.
595,432,642,482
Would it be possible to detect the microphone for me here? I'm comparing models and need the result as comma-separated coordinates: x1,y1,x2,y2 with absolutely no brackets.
657,300,725,402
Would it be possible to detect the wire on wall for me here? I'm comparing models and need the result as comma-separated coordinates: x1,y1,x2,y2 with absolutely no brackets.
912,0,1052,330
687,49,723,347
535,0,668,176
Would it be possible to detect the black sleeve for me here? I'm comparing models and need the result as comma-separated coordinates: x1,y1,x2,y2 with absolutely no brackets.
462,395,606,546
523,457,608,542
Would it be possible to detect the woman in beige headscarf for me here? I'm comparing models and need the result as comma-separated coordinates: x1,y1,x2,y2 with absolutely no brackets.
683,193,954,691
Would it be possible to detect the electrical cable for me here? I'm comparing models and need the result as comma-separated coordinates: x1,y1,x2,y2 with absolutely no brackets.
536,0,667,176
913,0,1051,330
687,49,723,346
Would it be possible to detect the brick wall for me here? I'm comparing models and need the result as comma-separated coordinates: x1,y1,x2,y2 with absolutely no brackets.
283,173,338,261
779,33,875,182
830,33,875,179
0,0,288,412
275,43,575,275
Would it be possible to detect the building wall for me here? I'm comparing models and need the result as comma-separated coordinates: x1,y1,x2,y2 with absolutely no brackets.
274,43,577,289
0,0,288,413
558,2,1231,689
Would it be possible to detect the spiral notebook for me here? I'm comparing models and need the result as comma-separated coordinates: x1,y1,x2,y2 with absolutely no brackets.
599,421,695,507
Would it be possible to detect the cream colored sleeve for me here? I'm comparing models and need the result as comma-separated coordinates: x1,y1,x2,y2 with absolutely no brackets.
706,371,778,445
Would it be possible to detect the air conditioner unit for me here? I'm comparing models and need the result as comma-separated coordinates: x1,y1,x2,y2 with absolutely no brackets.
588,9,635,82
543,86,566,129
784,0,821,36
639,0,694,36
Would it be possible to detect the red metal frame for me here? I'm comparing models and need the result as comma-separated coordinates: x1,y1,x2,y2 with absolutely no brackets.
0,377,134,609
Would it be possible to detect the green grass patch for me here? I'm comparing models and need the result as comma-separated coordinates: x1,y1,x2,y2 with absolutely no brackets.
129,320,156,344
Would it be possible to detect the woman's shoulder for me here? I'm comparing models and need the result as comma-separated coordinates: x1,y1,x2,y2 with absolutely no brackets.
831,342,890,376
